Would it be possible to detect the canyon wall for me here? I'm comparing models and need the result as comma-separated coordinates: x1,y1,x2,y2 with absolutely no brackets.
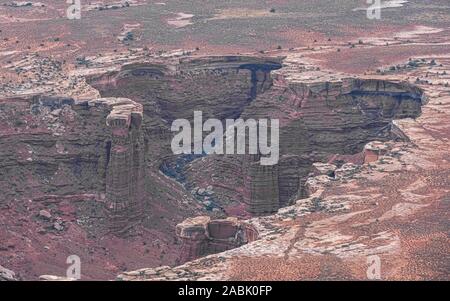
183,77,425,215
86,56,284,217
0,95,146,234
0,56,425,236
238,78,425,214
86,57,424,217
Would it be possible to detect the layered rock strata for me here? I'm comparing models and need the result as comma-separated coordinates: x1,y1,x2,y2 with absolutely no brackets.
86,55,425,217
176,216,258,263
96,98,146,233
188,78,426,215
0,55,427,234
0,95,145,234
117,47,450,280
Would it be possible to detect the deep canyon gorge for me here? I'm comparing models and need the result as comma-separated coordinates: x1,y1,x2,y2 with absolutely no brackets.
1,52,433,278
1,0,449,282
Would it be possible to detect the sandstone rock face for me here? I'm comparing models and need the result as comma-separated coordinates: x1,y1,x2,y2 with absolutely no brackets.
0,95,146,234
237,78,424,213
363,141,389,163
87,56,282,122
95,98,146,233
0,55,426,236
246,162,280,214
87,57,424,219
87,56,425,218
176,216,258,263
311,163,337,177
86,56,284,218
176,216,211,263
277,155,303,207
112,33,450,280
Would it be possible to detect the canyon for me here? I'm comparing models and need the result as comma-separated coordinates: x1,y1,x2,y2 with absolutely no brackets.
0,21,449,279
1,55,425,227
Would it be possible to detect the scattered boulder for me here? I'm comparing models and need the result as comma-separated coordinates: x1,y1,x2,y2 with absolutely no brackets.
50,108,61,116
53,221,64,231
39,209,51,220
0,265,17,281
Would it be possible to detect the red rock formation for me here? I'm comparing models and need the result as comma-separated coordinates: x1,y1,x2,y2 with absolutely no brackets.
176,216,258,263
363,141,389,164
0,57,426,235
99,98,146,233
